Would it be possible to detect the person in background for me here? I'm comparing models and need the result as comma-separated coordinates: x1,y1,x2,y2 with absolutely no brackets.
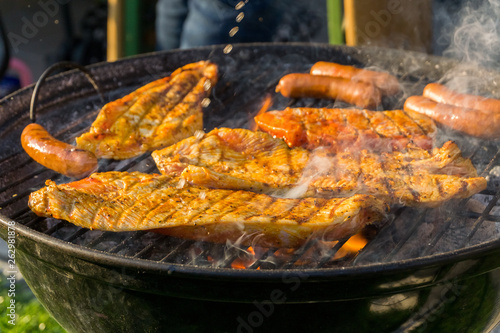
155,0,282,50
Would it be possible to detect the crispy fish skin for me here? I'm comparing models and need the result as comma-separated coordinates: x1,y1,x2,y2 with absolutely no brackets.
28,171,388,248
75,61,218,159
254,107,436,153
152,128,486,207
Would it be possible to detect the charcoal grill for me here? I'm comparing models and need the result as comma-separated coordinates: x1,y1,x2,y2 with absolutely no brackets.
1,43,500,332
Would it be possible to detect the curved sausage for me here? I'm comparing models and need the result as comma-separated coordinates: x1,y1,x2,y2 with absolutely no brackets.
310,61,401,95
276,73,382,109
423,82,500,113
404,95,500,139
21,123,98,178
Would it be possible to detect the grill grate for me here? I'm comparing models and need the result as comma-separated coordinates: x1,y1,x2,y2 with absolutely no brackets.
1,45,500,272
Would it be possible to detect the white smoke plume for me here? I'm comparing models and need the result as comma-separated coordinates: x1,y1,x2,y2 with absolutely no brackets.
441,0,500,69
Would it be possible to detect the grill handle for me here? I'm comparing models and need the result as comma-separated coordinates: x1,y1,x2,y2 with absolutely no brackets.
29,61,104,123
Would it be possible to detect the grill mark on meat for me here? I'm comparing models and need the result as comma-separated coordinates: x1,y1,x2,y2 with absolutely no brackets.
191,191,256,224
337,109,358,151
125,183,184,226
138,72,199,139
361,110,376,131
247,196,278,221
87,176,149,229
221,193,276,223
169,190,233,225
359,150,390,199
435,176,445,200
361,109,384,140
385,110,419,136
121,186,176,227
400,109,429,135
339,109,360,151
364,110,401,139
278,197,327,225
402,108,438,136
111,81,176,140
323,196,349,220
379,111,408,150
378,153,397,201
247,196,298,224
93,176,174,229
402,162,421,203
143,187,201,226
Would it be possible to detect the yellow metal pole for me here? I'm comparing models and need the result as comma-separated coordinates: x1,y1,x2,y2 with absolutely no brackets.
107,0,124,61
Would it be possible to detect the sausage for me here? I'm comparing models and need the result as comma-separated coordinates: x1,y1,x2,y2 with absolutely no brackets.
423,82,500,113
310,61,401,95
276,73,382,109
21,123,98,178
404,95,500,139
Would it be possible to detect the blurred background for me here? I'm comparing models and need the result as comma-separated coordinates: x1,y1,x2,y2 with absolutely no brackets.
0,0,476,98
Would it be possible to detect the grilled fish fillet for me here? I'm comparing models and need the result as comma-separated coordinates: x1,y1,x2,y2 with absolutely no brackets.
254,107,436,153
152,128,486,208
75,61,218,159
28,171,388,248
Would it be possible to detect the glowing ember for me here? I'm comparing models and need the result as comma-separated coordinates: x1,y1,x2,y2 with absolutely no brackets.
230,246,259,269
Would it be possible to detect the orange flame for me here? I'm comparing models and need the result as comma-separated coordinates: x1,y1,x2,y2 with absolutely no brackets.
250,94,273,131
334,233,368,259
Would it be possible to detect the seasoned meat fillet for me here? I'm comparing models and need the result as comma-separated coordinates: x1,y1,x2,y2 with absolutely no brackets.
75,61,218,159
152,128,486,207
28,171,388,248
254,107,436,153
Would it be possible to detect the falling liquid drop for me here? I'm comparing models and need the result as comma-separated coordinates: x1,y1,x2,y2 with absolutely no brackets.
235,1,246,10
201,98,211,108
223,44,233,54
229,26,239,37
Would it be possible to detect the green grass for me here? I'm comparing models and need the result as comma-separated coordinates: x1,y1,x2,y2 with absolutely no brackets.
0,271,66,333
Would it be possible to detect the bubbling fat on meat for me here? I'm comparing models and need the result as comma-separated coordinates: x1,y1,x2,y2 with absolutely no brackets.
28,171,388,248
254,107,436,153
75,61,218,160
152,128,486,208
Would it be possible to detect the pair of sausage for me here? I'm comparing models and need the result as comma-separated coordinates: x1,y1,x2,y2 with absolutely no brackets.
21,123,98,178
276,61,401,109
310,61,401,95
404,83,500,139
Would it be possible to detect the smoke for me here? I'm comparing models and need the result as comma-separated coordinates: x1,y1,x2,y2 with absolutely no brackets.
426,0,500,100
281,148,335,199
436,0,500,69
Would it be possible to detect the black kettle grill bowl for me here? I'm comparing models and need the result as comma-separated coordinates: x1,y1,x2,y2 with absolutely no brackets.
1,43,500,332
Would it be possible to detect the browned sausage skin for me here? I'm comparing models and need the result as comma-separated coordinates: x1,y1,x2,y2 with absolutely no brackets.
404,95,500,139
21,123,98,178
310,61,401,95
423,82,500,113
276,73,382,109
